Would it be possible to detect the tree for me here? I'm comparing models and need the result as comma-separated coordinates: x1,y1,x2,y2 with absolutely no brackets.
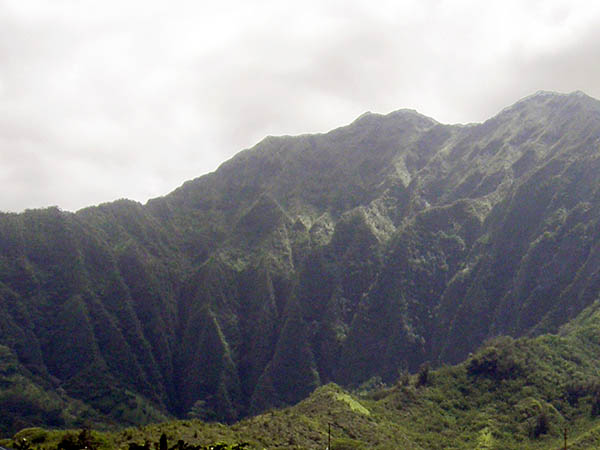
532,412,549,438
417,363,430,387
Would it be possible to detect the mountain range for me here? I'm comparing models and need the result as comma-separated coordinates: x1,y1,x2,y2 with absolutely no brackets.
2,90,600,436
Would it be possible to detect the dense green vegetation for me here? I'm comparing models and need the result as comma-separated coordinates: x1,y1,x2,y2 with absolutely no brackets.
7,302,600,449
3,90,600,438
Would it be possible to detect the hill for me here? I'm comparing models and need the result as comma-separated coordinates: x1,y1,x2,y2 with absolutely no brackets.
8,301,600,449
2,90,600,433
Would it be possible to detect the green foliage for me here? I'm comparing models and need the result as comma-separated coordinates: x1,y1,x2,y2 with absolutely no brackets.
55,429,99,450
13,316,600,450
532,411,550,439
466,337,524,380
397,372,410,388
4,90,600,438
330,437,367,449
14,437,32,450
416,363,430,387
591,393,600,418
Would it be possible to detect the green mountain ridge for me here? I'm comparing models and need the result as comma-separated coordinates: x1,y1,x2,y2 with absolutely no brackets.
2,90,600,436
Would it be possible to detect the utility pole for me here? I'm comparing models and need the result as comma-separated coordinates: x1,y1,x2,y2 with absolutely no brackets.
328,422,331,450
564,426,568,450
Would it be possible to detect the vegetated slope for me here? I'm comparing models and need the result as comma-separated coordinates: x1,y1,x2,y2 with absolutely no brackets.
9,301,600,449
2,90,600,434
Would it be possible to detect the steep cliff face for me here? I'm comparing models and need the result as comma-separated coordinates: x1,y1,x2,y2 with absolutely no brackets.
2,90,600,433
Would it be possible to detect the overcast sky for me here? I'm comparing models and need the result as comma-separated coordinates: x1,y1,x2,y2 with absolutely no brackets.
2,0,600,212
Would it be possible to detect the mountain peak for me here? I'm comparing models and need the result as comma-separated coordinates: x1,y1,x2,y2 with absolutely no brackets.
7,89,600,436
350,108,438,129
491,89,600,124
518,89,597,105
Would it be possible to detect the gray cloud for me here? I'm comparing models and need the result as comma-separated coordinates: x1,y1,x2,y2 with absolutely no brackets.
1,0,600,212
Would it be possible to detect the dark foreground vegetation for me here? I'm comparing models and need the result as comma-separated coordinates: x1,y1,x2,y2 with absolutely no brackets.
8,428,249,450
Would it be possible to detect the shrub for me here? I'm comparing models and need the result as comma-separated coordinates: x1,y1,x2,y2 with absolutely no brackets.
397,369,410,387
532,412,549,438
591,392,600,417
467,343,523,380
56,429,98,450
417,363,431,387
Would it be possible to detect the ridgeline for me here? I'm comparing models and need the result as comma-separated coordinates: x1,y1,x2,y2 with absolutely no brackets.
3,91,600,446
